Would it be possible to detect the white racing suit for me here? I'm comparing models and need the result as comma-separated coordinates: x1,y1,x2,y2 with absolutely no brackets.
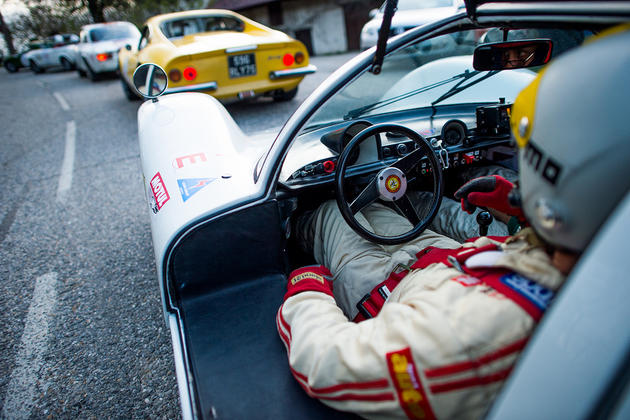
278,201,564,419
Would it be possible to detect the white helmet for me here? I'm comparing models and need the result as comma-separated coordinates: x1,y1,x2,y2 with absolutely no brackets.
511,27,630,252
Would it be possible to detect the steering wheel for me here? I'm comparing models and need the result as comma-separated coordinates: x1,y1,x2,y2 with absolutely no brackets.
335,123,444,245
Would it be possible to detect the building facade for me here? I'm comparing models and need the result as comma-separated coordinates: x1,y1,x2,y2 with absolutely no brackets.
211,0,381,55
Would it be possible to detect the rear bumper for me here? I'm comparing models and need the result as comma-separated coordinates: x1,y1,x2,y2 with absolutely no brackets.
269,64,317,80
162,64,315,98
165,81,218,94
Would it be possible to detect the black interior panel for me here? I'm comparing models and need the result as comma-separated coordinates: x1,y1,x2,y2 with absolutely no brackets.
170,201,358,418
180,274,358,419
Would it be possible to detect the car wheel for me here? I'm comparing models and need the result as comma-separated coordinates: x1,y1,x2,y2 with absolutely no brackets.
5,61,18,73
273,87,298,102
60,57,74,71
121,78,140,101
29,60,44,74
83,59,98,81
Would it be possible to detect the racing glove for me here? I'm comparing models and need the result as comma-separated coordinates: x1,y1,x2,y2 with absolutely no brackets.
454,175,524,219
284,265,334,301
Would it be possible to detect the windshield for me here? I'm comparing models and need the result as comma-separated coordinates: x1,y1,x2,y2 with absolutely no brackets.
279,27,591,182
304,28,589,131
89,25,138,42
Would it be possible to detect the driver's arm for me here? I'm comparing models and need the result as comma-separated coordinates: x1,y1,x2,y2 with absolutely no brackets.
277,264,534,419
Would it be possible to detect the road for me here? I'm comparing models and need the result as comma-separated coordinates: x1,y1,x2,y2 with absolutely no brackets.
0,52,357,419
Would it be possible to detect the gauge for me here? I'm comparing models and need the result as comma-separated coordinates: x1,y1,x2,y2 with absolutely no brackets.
341,121,373,165
396,143,409,156
441,119,468,146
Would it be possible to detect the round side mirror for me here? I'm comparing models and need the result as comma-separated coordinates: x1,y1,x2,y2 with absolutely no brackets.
133,63,168,99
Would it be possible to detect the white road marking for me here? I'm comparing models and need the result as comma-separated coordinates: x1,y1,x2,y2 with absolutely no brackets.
57,121,76,203
1,272,59,419
53,91,70,111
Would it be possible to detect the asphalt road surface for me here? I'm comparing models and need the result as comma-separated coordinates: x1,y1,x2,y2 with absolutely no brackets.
0,52,358,419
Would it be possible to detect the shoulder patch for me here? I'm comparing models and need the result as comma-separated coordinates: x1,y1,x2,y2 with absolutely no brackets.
290,272,325,285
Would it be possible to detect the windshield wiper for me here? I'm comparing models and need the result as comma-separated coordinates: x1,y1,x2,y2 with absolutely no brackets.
431,70,500,107
344,69,480,120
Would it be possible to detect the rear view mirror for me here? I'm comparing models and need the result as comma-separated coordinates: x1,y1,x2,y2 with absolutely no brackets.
133,63,168,99
473,39,552,70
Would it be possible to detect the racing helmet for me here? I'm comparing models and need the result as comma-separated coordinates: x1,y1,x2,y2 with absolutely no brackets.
510,27,630,253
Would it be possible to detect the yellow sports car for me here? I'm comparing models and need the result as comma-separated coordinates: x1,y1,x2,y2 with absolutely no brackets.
118,9,316,102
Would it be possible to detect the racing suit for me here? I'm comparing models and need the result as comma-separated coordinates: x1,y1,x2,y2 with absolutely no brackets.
278,201,564,419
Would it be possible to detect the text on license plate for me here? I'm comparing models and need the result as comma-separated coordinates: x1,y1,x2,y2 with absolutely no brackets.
228,53,256,78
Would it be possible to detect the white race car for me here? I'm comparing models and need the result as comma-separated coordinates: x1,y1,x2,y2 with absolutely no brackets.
20,34,79,73
75,21,140,81
132,1,630,419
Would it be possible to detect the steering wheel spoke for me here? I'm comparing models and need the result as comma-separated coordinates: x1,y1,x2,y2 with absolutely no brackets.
392,148,425,173
350,178,379,215
393,195,421,225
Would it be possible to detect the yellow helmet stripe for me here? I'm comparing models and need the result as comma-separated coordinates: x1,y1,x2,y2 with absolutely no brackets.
584,22,630,45
510,68,547,148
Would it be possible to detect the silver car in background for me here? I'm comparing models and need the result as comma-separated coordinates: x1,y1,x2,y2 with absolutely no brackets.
75,21,140,81
20,34,79,73
360,0,463,50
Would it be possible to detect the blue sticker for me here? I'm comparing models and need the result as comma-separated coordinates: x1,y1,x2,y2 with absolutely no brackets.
177,178,216,202
500,273,554,311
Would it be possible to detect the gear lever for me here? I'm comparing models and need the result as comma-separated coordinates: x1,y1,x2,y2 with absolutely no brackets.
477,210,493,236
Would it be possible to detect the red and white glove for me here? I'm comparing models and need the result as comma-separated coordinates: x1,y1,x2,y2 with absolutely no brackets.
454,175,524,219
284,265,334,301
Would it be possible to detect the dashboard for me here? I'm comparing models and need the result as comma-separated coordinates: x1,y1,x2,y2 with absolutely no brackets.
280,101,514,189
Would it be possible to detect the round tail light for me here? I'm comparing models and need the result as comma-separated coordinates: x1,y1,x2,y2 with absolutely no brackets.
183,67,197,81
294,51,305,65
282,53,294,66
168,69,182,82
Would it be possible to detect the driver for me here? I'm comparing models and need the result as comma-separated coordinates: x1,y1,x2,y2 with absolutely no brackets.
277,28,630,419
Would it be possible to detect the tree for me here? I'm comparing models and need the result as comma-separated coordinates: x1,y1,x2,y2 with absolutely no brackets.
0,8,16,54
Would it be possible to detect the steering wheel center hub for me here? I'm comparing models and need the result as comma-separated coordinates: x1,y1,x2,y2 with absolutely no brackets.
378,167,407,201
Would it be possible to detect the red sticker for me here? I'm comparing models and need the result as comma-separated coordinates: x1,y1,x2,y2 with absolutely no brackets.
386,348,435,420
172,152,207,169
451,275,483,287
150,172,170,212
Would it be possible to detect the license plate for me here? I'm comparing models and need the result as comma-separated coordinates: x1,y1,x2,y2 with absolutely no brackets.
228,53,256,78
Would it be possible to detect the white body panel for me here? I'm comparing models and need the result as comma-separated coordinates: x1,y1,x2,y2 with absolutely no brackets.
137,92,274,316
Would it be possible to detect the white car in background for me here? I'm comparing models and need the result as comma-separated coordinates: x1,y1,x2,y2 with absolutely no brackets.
75,21,140,81
360,0,463,50
20,34,79,73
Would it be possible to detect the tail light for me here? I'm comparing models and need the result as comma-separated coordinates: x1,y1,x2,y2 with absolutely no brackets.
183,67,197,81
294,51,305,65
282,53,294,66
96,53,111,62
169,69,182,82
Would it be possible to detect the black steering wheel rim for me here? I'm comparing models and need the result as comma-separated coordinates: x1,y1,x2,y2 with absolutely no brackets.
334,123,444,245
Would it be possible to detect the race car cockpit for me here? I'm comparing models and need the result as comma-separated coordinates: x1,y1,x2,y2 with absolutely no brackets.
132,2,630,418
